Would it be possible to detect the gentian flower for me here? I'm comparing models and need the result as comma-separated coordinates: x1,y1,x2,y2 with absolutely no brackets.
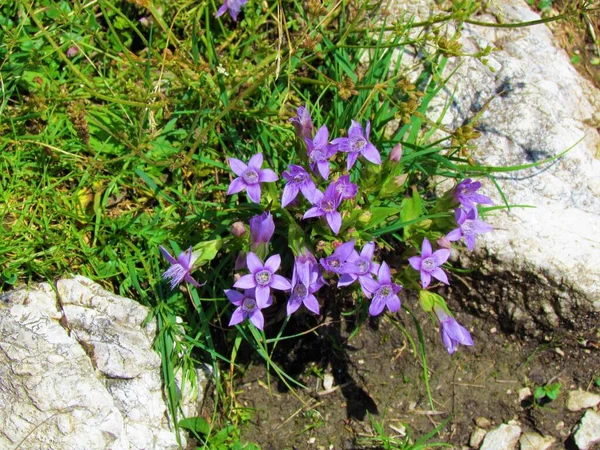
331,120,381,170
159,246,202,289
334,175,358,200
361,262,402,316
338,241,380,295
306,125,335,179
434,306,474,354
227,153,278,204
303,182,343,234
233,252,291,306
446,208,493,251
215,0,248,21
249,212,275,246
281,165,317,207
408,237,451,289
290,105,313,139
453,178,493,212
226,289,272,330
320,240,355,274
287,257,323,316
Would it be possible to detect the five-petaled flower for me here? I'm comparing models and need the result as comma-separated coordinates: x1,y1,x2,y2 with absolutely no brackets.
408,237,451,289
226,289,271,330
319,240,354,274
215,0,248,22
446,208,493,251
290,105,314,139
227,153,278,204
281,165,317,207
303,182,343,234
334,175,358,201
453,178,493,212
338,241,379,296
331,120,381,170
287,255,324,316
233,252,291,306
362,262,402,316
159,246,202,290
306,125,335,179
434,306,474,354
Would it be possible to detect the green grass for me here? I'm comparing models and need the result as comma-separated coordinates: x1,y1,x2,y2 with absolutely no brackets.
3,0,589,448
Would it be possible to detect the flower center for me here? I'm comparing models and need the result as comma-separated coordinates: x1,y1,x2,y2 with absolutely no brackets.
243,169,259,185
421,257,436,273
462,220,475,235
255,270,272,286
322,200,335,212
377,285,392,298
309,149,325,163
293,172,307,184
328,259,340,268
242,297,257,312
293,283,308,298
356,259,370,275
353,138,367,151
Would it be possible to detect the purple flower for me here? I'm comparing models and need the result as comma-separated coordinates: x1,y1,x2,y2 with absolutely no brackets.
334,175,358,200
434,306,474,354
446,208,493,251
290,105,313,139
250,212,275,246
338,241,380,295
303,182,343,234
226,289,272,330
306,125,335,179
281,165,317,207
227,154,278,204
331,120,381,170
233,252,291,306
215,0,248,21
287,256,323,316
361,262,402,316
408,238,451,289
66,46,79,58
453,178,493,212
320,240,355,274
159,246,202,289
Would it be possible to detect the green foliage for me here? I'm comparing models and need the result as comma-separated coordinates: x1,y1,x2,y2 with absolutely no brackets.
533,382,562,402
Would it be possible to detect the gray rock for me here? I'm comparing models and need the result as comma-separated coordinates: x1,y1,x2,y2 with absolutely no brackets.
519,431,555,450
389,0,600,334
470,426,487,448
574,409,600,450
480,423,522,450
0,276,204,450
566,389,600,412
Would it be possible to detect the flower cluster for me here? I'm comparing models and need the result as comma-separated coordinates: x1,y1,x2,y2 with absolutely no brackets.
160,106,496,355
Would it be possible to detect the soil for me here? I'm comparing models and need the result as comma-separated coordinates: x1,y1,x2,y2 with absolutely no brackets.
230,291,600,449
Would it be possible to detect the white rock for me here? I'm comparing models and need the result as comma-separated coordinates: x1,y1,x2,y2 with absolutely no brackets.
566,389,600,412
0,277,204,450
574,409,600,450
470,427,487,448
519,431,555,450
388,0,600,334
518,387,532,401
480,423,522,450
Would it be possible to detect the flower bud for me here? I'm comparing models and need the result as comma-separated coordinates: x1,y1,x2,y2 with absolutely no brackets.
389,143,403,162
231,221,247,238
66,46,79,58
250,212,275,245
437,236,452,249
394,174,408,187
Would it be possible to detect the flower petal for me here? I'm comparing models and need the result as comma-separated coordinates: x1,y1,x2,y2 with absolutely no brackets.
431,267,449,285
346,152,359,170
433,249,451,266
287,298,301,316
255,285,270,308
229,307,246,326
233,274,256,289
159,246,177,265
304,294,320,315
446,228,462,242
246,252,263,273
317,161,330,180
369,296,385,316
361,143,381,165
361,276,379,296
271,274,291,291
246,183,262,203
248,153,263,170
258,169,278,182
421,237,433,257
228,157,247,176
408,256,422,271
227,177,247,195
281,184,299,208
326,211,342,234
264,254,282,273
378,262,392,285
360,242,375,260
225,289,244,305
386,294,401,313
303,206,323,219
420,271,431,289
249,309,264,330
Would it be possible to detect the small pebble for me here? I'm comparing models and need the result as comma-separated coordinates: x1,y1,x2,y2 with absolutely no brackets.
554,347,565,356
475,417,491,428
470,427,487,448
518,387,532,401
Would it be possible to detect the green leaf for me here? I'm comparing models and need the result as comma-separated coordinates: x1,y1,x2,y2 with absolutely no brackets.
178,416,211,435
400,186,423,239
193,238,223,263
533,386,546,400
419,290,444,312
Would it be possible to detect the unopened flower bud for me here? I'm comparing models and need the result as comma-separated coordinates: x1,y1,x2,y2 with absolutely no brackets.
231,221,246,238
357,211,372,224
389,143,403,162
66,46,79,58
394,174,408,186
437,236,452,249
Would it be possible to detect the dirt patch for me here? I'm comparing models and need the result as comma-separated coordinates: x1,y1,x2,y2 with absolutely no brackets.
231,292,600,449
